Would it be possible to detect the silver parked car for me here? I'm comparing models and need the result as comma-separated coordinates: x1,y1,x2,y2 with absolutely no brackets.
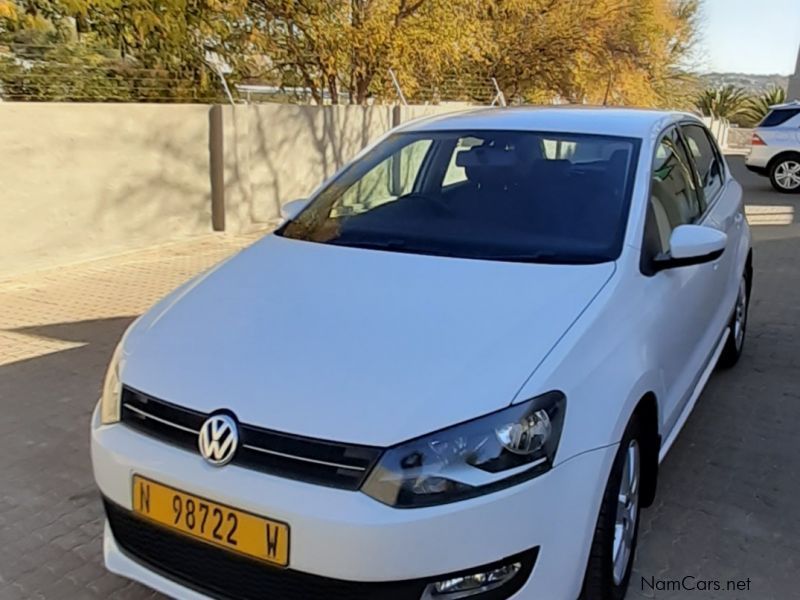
745,99,800,193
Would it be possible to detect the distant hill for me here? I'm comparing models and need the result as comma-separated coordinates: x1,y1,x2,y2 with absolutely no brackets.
700,72,789,94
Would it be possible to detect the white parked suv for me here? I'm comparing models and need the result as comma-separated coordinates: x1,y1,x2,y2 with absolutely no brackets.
92,107,752,600
745,99,800,192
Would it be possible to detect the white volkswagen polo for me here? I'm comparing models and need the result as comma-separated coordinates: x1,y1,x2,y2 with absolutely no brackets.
92,107,752,600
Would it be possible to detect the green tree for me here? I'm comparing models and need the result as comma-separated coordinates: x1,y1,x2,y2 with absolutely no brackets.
2,0,703,106
695,85,750,120
235,0,477,105
434,0,700,107
566,0,700,108
85,0,244,99
0,3,136,101
1,0,238,101
742,86,787,126
0,39,135,101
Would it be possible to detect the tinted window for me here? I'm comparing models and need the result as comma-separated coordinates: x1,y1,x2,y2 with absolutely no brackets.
332,139,432,218
648,128,701,251
681,124,724,203
280,130,640,264
759,108,800,127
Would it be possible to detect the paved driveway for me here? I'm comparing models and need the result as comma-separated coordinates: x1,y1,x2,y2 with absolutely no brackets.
0,157,798,599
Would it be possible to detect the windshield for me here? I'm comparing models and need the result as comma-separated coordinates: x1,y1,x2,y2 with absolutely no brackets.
279,129,640,264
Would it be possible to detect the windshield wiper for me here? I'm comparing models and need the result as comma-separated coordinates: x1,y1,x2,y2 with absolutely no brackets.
475,252,604,264
329,238,409,251
328,239,605,264
329,238,467,259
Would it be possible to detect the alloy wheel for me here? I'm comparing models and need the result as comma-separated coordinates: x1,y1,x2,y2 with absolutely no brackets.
774,160,800,190
612,439,640,586
734,277,748,351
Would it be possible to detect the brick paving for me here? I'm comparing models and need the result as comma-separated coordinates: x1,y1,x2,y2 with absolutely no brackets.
1,158,799,599
0,233,263,600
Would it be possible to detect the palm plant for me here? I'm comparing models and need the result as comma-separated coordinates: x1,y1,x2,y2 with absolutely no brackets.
742,86,787,126
694,85,749,120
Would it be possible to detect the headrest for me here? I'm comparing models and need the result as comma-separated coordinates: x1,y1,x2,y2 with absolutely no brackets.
608,149,628,167
456,145,519,169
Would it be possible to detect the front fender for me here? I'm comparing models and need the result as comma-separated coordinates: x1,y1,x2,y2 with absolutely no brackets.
514,259,667,465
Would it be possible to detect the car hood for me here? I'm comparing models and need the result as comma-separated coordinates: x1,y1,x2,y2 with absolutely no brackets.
123,235,614,446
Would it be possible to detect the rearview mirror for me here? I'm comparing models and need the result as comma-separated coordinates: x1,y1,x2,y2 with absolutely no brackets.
281,198,311,221
652,225,727,272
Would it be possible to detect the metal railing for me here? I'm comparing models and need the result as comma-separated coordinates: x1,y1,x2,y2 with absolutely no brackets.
0,43,511,106
0,43,226,103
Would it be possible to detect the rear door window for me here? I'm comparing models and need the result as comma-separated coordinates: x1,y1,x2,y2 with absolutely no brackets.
759,108,800,127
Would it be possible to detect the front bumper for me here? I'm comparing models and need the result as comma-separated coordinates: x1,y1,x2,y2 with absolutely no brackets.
91,404,616,599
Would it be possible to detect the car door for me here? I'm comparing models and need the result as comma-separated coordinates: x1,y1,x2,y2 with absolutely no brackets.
642,126,724,435
679,122,743,327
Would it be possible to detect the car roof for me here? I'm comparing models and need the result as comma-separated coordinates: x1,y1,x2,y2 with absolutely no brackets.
399,106,698,139
768,100,800,110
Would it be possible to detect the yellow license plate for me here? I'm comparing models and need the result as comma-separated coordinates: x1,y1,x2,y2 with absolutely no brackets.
132,475,290,566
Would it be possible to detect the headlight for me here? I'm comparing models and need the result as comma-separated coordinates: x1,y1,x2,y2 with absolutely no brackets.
100,342,125,425
361,391,565,508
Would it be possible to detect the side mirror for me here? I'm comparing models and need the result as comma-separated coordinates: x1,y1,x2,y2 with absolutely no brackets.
280,198,311,221
652,224,727,272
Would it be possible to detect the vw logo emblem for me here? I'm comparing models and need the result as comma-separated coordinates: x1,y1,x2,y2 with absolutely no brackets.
198,414,239,466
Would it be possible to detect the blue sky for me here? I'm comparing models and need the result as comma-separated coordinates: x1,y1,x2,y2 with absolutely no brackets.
699,0,800,74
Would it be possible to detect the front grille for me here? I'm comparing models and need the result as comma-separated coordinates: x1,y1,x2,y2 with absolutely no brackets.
120,386,381,490
104,499,536,600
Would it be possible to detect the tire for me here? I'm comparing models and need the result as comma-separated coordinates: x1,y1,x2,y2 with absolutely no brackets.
580,419,643,600
718,271,750,369
768,155,800,193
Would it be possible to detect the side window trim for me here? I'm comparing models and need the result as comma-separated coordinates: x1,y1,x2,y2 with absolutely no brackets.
679,120,727,220
673,125,706,216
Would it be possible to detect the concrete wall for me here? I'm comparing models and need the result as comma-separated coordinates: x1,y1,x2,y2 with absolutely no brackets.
222,104,469,227
399,103,474,124
222,104,395,229
0,102,470,278
701,116,730,150
0,103,212,277
727,127,754,150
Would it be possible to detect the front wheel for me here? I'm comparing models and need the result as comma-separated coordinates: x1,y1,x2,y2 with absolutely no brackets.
769,156,800,193
718,274,749,369
580,420,642,600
